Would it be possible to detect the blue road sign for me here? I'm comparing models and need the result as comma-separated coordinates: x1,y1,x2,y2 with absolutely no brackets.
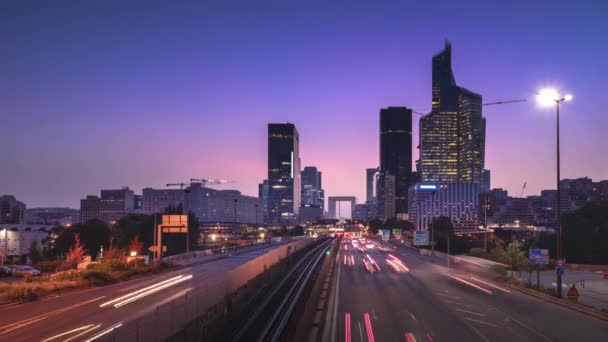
413,230,430,246
529,249,549,265
557,266,564,276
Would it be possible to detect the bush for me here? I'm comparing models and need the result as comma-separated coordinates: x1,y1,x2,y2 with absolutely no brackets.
83,271,115,286
34,260,65,273
6,285,41,301
469,248,486,258
51,270,83,281
88,259,129,273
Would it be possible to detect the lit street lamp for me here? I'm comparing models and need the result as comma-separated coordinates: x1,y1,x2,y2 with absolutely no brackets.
537,87,572,298
211,233,217,250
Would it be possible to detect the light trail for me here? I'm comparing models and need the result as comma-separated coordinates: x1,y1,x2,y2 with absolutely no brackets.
113,275,193,308
83,322,124,342
447,274,493,295
363,312,375,342
405,332,417,342
99,274,192,308
344,312,351,342
61,325,101,342
470,276,511,293
99,275,186,307
41,324,95,342
426,332,434,342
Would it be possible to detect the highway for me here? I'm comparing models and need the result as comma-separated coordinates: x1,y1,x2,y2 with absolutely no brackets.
0,243,293,342
330,238,608,342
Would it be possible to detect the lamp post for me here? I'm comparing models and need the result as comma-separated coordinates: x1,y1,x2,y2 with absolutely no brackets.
537,88,572,298
211,233,216,251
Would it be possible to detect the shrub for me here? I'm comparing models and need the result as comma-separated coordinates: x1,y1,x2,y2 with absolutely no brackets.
469,248,486,258
35,260,65,273
83,271,115,286
88,259,129,273
6,284,41,301
51,270,83,281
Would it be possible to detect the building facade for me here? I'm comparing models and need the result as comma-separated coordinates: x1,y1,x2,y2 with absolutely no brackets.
188,182,262,226
24,207,80,226
420,41,486,185
0,195,26,224
366,167,379,203
301,166,324,212
142,188,185,214
376,173,396,221
267,123,301,225
408,182,479,233
299,204,323,223
80,195,100,223
100,187,135,224
380,107,413,216
258,180,269,223
0,224,52,264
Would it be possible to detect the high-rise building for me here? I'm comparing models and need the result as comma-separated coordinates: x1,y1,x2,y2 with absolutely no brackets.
420,41,486,184
267,123,301,225
258,180,269,223
0,195,26,224
301,166,324,211
100,187,134,224
481,169,491,193
80,195,100,223
187,182,262,226
380,107,413,216
366,168,379,203
376,172,396,221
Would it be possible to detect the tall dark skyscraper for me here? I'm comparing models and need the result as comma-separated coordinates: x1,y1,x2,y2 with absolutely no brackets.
301,166,324,211
420,41,486,184
380,107,413,216
267,123,301,225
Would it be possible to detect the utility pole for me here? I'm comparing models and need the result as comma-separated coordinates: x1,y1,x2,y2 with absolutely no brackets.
556,99,563,298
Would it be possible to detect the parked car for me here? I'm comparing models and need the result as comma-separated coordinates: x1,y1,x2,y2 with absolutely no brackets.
0,266,12,277
11,266,41,277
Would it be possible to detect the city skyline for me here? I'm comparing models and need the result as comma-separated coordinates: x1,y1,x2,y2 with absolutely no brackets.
2,1,607,208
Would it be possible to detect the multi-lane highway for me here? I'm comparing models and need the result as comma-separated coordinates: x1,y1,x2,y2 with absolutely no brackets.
330,237,608,342
0,243,296,342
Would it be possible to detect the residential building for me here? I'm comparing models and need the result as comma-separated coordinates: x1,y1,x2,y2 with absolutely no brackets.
0,195,25,224
267,123,301,225
80,195,100,223
380,107,413,216
420,41,486,185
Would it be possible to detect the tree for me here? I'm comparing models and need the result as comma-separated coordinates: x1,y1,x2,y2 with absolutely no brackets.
66,234,86,269
493,228,512,243
504,240,529,271
431,216,453,239
291,225,305,236
368,219,383,235
562,202,608,265
52,220,110,259
29,240,43,265
113,214,155,250
129,235,144,255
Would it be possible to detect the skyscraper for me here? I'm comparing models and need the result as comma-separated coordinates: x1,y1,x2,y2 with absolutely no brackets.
301,166,324,214
376,172,396,221
420,41,486,184
267,123,301,225
380,107,413,217
366,167,379,203
258,180,269,223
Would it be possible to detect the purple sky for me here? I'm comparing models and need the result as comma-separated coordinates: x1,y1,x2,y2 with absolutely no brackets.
2,0,607,208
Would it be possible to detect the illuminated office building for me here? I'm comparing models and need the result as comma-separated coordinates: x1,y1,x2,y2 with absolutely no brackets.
420,41,486,184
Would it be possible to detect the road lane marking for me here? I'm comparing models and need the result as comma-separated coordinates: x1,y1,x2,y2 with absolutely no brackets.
364,312,375,342
0,296,105,335
409,312,417,321
455,308,487,317
41,324,96,341
447,274,493,295
83,321,123,342
436,292,460,299
469,276,511,293
465,317,499,328
358,321,364,341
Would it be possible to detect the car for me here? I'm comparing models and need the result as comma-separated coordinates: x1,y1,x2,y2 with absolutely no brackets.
0,266,12,277
11,266,41,277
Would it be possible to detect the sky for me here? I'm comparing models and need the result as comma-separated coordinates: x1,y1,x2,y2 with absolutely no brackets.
1,0,607,209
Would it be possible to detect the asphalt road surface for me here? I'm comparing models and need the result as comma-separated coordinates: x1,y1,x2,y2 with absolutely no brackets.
0,244,286,342
331,238,608,342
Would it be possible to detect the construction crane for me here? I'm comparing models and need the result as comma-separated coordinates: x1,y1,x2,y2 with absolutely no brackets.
412,99,527,116
189,178,231,188
520,182,527,197
166,182,189,189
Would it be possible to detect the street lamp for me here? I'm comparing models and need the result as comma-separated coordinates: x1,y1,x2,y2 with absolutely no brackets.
211,233,217,250
536,87,572,298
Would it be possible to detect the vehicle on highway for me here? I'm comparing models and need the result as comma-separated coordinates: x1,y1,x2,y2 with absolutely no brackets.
362,254,381,273
11,266,41,277
0,266,12,277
